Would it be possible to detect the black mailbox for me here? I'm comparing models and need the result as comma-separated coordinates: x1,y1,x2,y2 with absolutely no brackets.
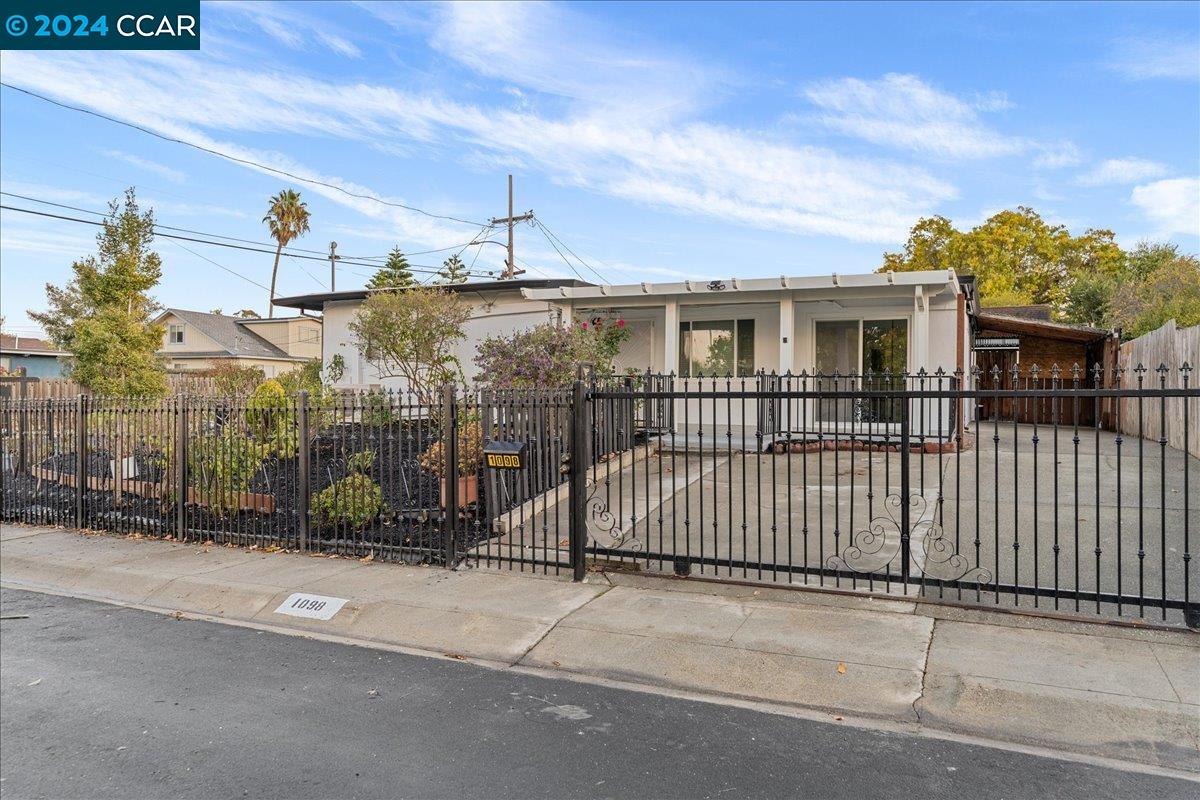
483,440,527,470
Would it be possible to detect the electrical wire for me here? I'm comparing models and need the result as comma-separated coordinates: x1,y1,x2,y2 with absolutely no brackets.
163,239,272,292
1,82,492,229
0,204,495,278
532,219,590,282
534,218,633,284
1,191,501,270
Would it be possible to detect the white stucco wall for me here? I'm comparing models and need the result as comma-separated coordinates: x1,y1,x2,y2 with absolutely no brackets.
321,294,560,390
317,282,965,437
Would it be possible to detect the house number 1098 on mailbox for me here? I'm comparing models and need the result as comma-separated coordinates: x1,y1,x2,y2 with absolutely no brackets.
484,440,526,470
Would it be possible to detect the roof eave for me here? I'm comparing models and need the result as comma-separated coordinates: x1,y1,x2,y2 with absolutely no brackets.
521,270,959,301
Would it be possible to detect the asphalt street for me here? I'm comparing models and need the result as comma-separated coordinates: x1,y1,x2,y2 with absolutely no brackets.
0,588,1194,800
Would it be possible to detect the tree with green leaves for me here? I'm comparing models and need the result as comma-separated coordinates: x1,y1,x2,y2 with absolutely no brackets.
263,189,311,317
366,246,417,290
435,253,469,285
348,286,472,403
1107,243,1200,338
881,207,1124,310
29,188,168,396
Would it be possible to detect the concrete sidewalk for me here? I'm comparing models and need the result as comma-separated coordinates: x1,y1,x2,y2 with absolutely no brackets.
2,522,1197,774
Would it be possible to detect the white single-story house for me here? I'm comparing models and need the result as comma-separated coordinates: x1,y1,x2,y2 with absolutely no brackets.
274,270,972,438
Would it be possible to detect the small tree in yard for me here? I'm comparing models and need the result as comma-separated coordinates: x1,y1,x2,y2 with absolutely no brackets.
30,188,168,397
367,247,417,290
348,286,472,403
435,254,469,285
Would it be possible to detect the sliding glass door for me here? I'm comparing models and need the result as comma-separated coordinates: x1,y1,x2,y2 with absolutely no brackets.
814,319,908,424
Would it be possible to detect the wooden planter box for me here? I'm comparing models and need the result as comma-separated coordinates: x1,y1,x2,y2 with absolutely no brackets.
440,475,478,509
185,487,276,514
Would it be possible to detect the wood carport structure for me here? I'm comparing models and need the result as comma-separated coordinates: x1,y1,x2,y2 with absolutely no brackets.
972,306,1120,426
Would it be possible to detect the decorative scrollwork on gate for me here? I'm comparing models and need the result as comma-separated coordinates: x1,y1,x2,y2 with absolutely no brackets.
827,493,991,584
586,485,643,551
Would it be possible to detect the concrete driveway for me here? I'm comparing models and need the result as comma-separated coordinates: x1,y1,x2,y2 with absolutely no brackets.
496,425,1199,625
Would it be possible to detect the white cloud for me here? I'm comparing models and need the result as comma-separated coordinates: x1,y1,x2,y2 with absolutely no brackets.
1109,36,1199,81
803,73,1028,159
1130,177,1200,237
803,74,1081,169
101,149,187,183
424,0,721,122
2,50,954,245
1078,158,1169,187
210,1,362,58
1031,141,1082,169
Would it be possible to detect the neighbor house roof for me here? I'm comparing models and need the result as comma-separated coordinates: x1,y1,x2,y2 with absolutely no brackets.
975,310,1113,344
272,279,593,312
983,304,1054,322
0,334,65,356
156,309,310,360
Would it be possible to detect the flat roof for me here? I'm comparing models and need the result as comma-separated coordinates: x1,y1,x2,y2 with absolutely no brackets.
273,279,593,312
520,270,959,301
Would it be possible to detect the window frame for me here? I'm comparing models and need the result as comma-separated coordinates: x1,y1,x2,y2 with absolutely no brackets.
808,313,913,431
678,318,756,377
810,314,912,377
168,324,185,345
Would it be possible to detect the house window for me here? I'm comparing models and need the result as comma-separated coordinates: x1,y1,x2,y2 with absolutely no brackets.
168,324,185,344
679,319,755,377
814,319,908,423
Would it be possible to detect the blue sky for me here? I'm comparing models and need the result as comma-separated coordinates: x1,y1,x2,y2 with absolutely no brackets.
2,1,1197,335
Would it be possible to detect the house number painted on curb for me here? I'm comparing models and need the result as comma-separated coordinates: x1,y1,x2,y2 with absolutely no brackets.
274,592,348,621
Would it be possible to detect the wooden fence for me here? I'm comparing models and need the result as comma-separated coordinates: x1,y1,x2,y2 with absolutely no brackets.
0,374,223,399
1117,319,1199,458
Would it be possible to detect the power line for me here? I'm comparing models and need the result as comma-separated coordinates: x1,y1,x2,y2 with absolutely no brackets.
1,82,491,229
0,204,496,278
532,219,591,283
534,218,632,284
164,239,271,292
1,190,501,269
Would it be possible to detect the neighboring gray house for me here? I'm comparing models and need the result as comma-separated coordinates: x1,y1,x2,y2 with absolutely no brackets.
154,309,322,377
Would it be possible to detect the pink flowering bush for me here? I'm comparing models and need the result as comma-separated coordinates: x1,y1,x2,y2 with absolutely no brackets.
474,318,630,388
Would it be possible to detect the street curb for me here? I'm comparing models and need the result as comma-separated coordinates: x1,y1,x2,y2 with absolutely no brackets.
3,523,1198,774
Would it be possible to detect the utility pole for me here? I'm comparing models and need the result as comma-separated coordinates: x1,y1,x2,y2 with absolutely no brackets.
489,174,533,279
328,241,339,291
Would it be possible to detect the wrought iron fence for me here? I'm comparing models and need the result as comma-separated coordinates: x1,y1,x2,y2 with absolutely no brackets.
2,364,1196,627
574,365,1197,627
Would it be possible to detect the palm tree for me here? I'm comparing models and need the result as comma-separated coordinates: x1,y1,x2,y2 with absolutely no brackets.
262,189,311,317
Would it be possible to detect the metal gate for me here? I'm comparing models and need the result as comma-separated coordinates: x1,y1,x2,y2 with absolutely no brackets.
556,367,1196,627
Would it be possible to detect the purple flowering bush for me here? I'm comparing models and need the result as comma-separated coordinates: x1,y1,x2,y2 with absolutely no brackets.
474,318,629,388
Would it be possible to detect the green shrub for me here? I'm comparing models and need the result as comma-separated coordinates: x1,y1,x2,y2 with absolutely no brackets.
187,430,267,517
360,391,398,426
246,379,298,458
346,449,375,474
313,473,383,528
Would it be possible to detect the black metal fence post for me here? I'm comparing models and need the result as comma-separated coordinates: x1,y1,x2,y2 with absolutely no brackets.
296,391,310,552
569,379,587,581
74,393,86,529
442,384,459,567
16,379,27,475
899,392,911,585
175,397,186,540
